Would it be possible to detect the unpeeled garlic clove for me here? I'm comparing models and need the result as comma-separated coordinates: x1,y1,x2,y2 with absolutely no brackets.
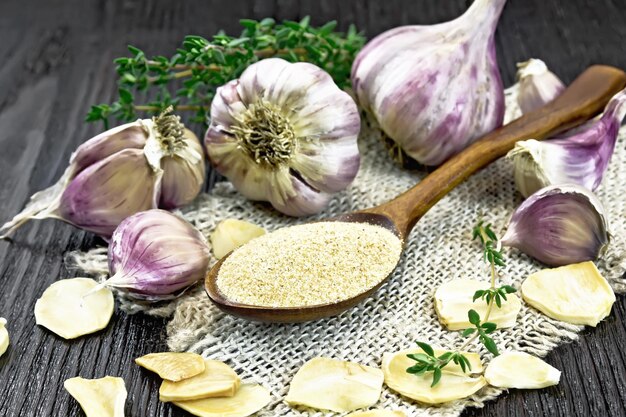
434,279,521,330
0,318,8,357
210,219,266,259
285,357,384,412
172,384,271,417
501,184,610,267
521,261,615,326
508,88,626,197
382,348,486,405
35,278,114,340
516,59,565,114
64,376,127,417
159,359,240,402
105,209,211,300
346,410,407,417
484,351,560,389
135,352,206,382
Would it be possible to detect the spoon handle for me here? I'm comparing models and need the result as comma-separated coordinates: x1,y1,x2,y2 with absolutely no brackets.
367,65,626,238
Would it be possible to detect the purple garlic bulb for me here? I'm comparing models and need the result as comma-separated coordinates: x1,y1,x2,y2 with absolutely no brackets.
501,184,610,267
205,58,361,217
516,59,565,114
0,109,205,239
508,88,626,197
351,0,506,166
106,209,211,300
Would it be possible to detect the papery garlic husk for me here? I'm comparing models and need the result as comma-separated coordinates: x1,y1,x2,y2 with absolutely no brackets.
205,58,360,217
172,384,271,417
484,351,560,389
0,318,8,357
521,261,615,326
434,279,521,330
382,348,486,405
135,352,206,382
508,88,626,197
516,59,565,114
64,376,127,417
104,209,211,300
501,184,610,266
351,0,506,166
0,109,204,239
285,357,384,412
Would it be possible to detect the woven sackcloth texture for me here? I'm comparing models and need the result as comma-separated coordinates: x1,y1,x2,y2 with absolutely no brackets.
68,86,626,416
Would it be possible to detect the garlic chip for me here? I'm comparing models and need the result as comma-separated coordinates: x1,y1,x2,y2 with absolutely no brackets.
347,410,407,417
434,279,521,330
382,348,486,405
0,317,8,357
35,278,114,339
160,359,240,402
173,384,271,417
521,261,615,326
285,357,384,412
64,376,127,417
210,219,266,259
484,351,560,389
135,352,205,381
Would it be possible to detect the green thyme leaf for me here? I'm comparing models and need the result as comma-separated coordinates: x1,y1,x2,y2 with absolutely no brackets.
468,309,480,326
416,341,435,357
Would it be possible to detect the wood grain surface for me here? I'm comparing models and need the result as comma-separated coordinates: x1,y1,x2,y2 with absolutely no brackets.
0,1,625,416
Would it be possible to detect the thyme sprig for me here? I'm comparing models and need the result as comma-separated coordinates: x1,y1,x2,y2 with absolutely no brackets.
87,17,365,129
408,220,517,386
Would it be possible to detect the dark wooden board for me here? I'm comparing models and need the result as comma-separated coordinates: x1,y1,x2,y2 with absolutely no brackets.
0,0,625,416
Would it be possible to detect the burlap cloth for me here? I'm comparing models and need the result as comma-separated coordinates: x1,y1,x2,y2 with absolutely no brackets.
68,86,626,416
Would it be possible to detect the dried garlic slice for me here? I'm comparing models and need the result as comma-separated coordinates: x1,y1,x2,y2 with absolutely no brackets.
210,219,266,259
521,261,615,326
173,384,271,417
160,359,240,402
64,376,127,417
383,348,486,404
0,317,8,357
285,357,384,412
347,410,407,417
485,351,560,389
136,352,205,381
35,278,114,339
435,279,521,330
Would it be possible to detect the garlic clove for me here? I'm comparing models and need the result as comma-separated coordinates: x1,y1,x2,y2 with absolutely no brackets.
210,219,266,259
521,261,615,326
351,0,506,166
0,318,9,357
434,279,521,330
382,348,485,405
135,352,206,382
64,376,127,417
501,184,610,266
106,209,211,300
285,357,384,412
516,59,565,114
172,384,271,417
346,411,407,417
159,359,240,402
35,278,114,340
484,351,560,389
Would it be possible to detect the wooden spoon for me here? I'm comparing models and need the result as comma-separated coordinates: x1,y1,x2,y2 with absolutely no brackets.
206,65,626,323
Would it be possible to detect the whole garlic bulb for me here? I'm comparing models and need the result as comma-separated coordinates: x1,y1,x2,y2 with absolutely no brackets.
0,109,205,238
501,184,610,267
105,209,211,300
516,59,565,114
351,0,506,166
204,58,360,216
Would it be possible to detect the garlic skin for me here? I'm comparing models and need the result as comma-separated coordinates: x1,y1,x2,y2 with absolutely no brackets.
205,58,360,217
105,209,211,300
516,59,565,114
509,88,626,197
501,184,610,267
0,110,205,239
351,0,506,166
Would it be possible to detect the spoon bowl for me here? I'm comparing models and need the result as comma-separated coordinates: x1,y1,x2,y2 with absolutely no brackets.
206,65,626,323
